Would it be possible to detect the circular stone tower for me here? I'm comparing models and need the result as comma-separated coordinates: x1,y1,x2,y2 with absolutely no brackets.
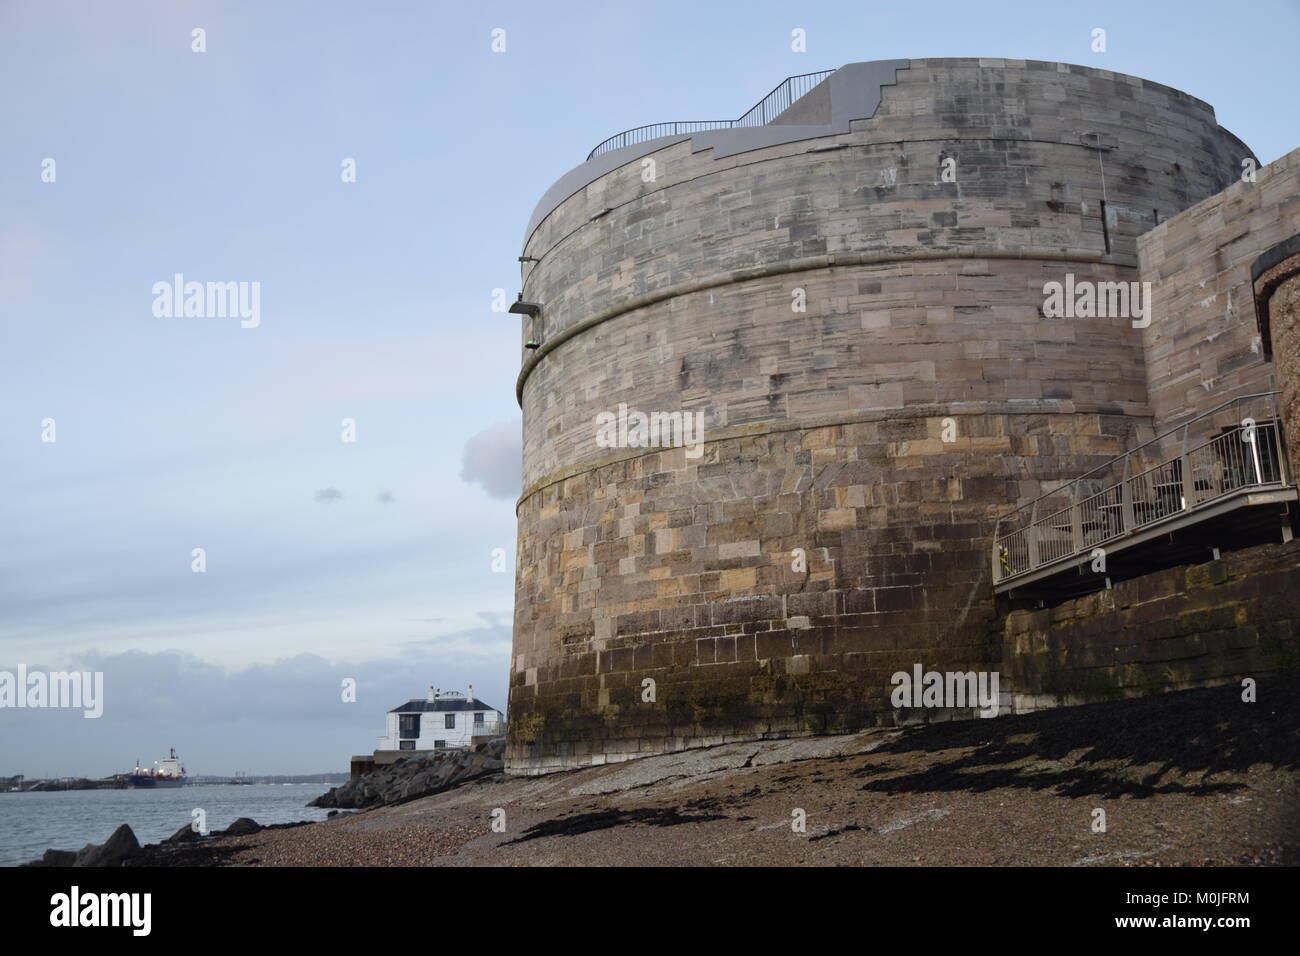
508,58,1253,774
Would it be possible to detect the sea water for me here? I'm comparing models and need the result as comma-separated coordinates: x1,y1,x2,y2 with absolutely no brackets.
0,784,333,867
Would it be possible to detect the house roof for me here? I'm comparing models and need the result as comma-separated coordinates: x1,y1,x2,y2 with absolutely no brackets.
389,698,498,714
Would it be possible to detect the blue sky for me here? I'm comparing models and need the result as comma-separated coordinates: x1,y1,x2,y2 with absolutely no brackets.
1,0,1296,775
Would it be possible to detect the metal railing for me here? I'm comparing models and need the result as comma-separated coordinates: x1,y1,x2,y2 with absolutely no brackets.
586,69,835,160
471,722,506,738
993,392,1292,584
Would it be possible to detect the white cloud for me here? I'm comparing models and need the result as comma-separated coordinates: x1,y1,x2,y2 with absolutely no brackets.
459,420,522,500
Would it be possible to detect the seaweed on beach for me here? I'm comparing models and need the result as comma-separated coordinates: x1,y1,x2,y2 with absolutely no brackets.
502,806,728,845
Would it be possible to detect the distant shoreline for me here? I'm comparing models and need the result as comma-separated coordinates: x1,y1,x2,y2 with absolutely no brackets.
3,775,348,793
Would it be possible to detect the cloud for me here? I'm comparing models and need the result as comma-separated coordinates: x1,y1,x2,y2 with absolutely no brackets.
314,487,344,504
0,613,512,777
459,420,522,500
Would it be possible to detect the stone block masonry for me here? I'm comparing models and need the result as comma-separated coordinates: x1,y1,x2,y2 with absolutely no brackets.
1259,248,1300,470
1002,538,1300,710
507,58,1268,774
1137,148,1300,431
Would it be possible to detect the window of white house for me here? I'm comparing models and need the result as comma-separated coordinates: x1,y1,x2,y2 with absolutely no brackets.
399,714,420,739
399,741,415,751
474,712,484,724
434,740,446,749
445,714,456,728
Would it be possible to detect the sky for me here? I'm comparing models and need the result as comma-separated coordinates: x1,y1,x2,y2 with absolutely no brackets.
1,0,1296,776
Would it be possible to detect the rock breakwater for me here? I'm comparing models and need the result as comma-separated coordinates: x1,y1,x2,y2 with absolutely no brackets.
309,738,505,810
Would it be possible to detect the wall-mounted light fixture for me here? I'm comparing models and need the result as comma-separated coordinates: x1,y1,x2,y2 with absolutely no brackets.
508,293,542,317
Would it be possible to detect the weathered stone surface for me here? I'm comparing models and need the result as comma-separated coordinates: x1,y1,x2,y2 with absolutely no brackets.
163,823,203,844
1002,538,1300,709
1263,267,1300,471
311,738,506,809
26,848,78,867
221,818,262,837
73,824,141,867
1137,149,1299,430
508,58,1288,775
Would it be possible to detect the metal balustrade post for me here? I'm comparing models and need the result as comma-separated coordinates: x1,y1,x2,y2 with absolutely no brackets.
1267,392,1290,486
1247,423,1263,485
1070,483,1083,555
1278,422,1292,486
1027,501,1040,569
1120,456,1134,532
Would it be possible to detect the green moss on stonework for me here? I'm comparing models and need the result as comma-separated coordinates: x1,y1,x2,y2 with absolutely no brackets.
1133,664,1174,699
1040,660,1124,703
510,711,547,745
747,675,779,700
1259,626,1300,672
801,701,836,734
1175,604,1239,635
661,697,693,717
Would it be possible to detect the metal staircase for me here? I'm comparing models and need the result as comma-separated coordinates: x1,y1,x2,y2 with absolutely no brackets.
993,392,1296,597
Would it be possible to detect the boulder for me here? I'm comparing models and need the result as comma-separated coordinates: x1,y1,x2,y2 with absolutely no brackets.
74,824,141,867
23,848,78,867
307,738,508,812
221,817,262,837
163,823,204,844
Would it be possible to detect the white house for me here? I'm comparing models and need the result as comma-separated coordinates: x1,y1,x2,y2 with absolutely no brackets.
377,686,504,752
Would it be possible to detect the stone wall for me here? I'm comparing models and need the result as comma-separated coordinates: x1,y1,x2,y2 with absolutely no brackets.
1268,272,1300,468
512,410,1145,770
1136,148,1300,431
509,58,1259,774
1255,236,1300,475
1002,538,1300,709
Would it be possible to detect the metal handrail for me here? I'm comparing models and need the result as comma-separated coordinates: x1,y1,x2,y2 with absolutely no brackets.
586,69,835,160
993,392,1291,583
586,120,736,160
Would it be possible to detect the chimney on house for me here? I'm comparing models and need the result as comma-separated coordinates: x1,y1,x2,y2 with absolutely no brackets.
468,683,474,703
427,685,439,702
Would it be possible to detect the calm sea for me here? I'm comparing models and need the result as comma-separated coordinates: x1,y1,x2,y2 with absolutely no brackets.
0,784,334,867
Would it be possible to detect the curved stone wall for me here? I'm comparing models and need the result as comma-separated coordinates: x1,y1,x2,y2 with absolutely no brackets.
508,58,1255,773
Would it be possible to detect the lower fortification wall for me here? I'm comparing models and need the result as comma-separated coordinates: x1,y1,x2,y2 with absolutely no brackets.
508,529,1300,775
1002,537,1300,710
506,407,1143,775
